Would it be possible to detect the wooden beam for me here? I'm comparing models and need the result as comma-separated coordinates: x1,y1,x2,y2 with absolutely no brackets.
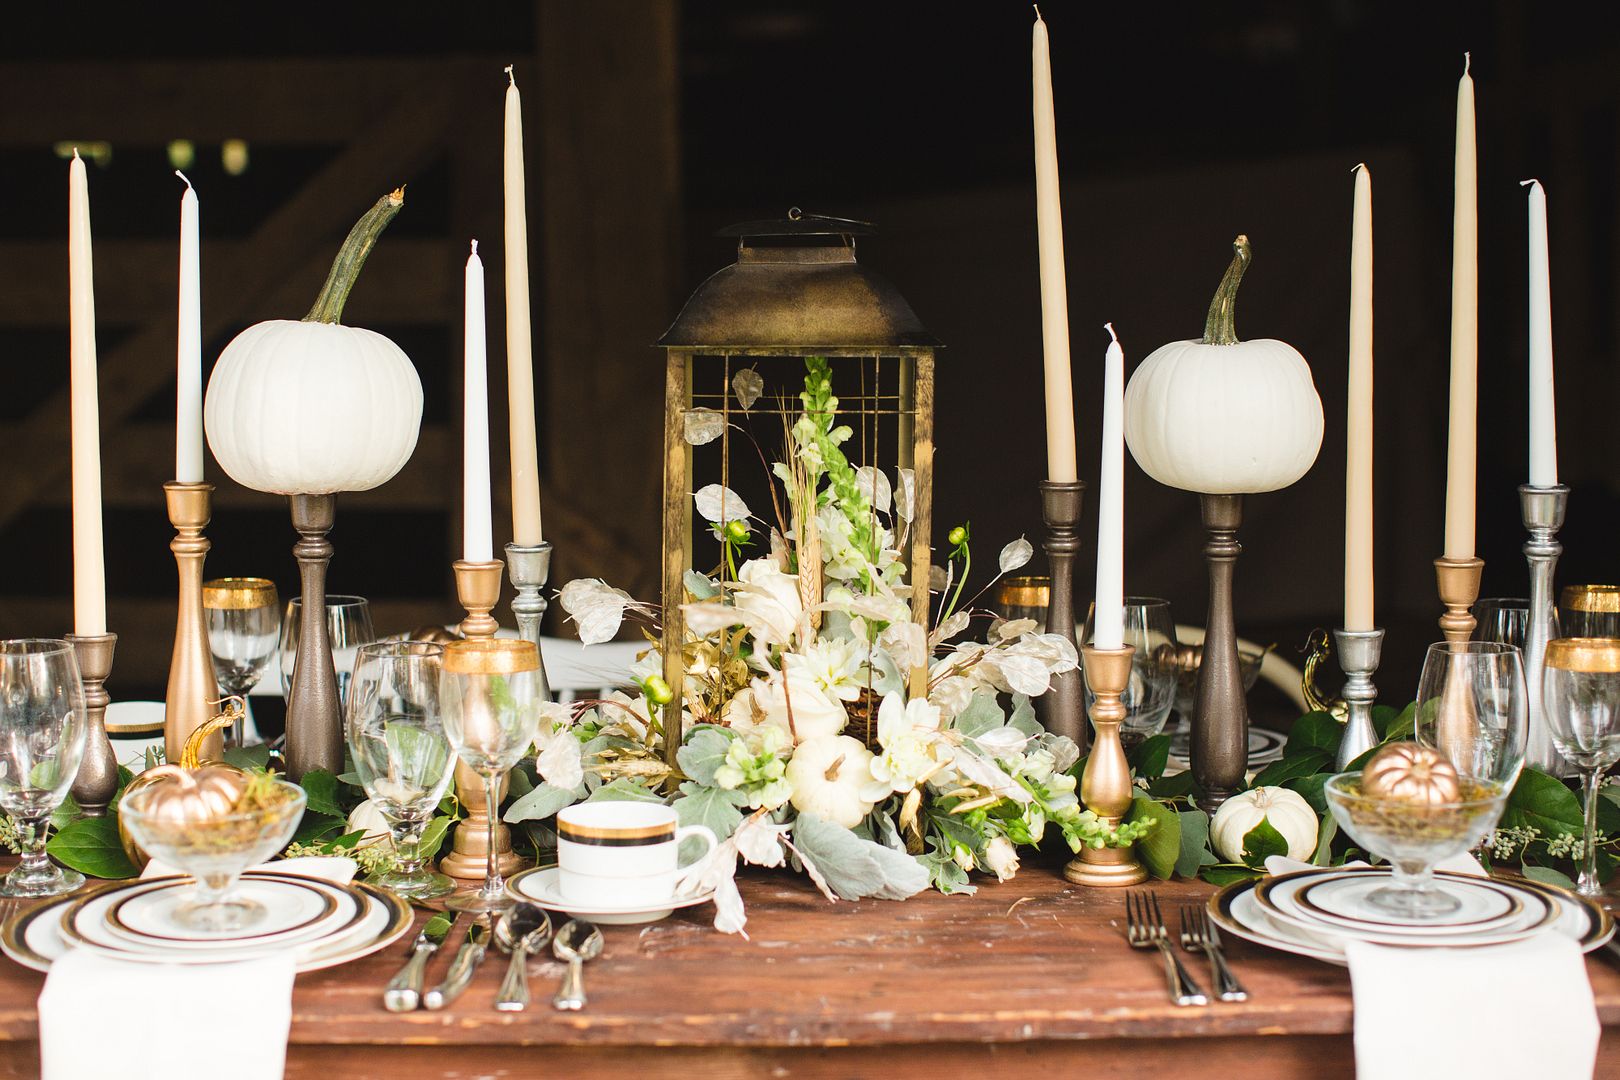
0,82,459,530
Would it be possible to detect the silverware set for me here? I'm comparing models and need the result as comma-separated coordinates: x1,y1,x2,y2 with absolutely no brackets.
384,904,602,1013
1124,892,1247,1006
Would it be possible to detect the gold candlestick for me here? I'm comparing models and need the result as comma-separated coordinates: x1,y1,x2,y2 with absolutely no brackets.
67,632,117,816
1435,555,1485,643
1065,644,1148,887
441,558,523,881
164,481,220,765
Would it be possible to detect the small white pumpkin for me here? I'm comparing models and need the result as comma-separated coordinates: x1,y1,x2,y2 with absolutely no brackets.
1124,235,1323,494
1209,786,1318,863
785,735,876,828
346,799,395,851
205,189,423,495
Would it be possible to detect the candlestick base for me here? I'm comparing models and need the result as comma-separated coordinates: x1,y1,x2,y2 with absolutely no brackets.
505,542,553,701
1434,556,1485,645
1521,484,1571,776
67,633,117,817
1037,481,1086,750
453,559,505,640
1333,628,1384,771
163,481,220,765
1065,644,1147,887
285,494,341,781
1193,494,1247,813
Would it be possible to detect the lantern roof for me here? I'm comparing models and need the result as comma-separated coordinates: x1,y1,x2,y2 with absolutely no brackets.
658,209,938,350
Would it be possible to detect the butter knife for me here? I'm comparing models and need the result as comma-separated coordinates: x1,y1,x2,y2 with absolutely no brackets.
423,914,492,1011
383,913,456,1013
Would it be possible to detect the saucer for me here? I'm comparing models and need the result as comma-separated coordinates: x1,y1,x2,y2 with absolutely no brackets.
507,866,715,926
1255,869,1556,946
104,875,346,950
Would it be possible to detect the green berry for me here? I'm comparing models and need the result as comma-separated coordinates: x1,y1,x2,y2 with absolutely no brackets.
947,526,967,547
723,519,750,543
644,675,674,706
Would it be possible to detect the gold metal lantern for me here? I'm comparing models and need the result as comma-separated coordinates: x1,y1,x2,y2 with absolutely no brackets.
656,211,938,768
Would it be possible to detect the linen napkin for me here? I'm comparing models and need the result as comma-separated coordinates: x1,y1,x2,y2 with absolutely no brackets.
1263,856,1599,1080
38,857,358,1080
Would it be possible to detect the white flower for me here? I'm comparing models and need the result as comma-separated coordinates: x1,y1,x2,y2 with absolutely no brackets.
743,659,848,744
535,727,584,791
346,800,393,850
732,559,804,648
860,693,952,801
952,844,975,871
984,836,1020,882
801,636,866,702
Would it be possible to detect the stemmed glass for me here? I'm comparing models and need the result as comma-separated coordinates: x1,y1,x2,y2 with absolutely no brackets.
204,577,280,748
281,595,375,706
1542,637,1620,896
346,641,457,900
0,639,88,898
1083,598,1177,747
1473,597,1534,649
439,639,542,913
1416,641,1527,788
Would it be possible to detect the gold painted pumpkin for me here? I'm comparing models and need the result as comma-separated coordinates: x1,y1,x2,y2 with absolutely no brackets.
118,703,252,870
1362,742,1461,806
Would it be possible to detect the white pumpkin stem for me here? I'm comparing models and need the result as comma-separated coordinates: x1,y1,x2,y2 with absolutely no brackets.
304,187,406,325
1200,234,1251,346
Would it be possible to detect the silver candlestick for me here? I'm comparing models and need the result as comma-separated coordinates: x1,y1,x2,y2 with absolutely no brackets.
1333,628,1384,771
506,541,553,701
1521,483,1571,776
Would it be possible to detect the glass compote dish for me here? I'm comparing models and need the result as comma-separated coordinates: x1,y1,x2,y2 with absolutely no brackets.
280,595,375,706
1084,598,1176,748
439,639,542,913
0,639,88,898
119,776,306,932
346,641,456,900
1542,637,1620,897
1326,640,1526,918
204,577,280,748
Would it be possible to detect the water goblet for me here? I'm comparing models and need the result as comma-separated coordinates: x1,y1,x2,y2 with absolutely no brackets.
280,595,376,706
1542,637,1620,896
439,639,543,913
204,577,279,748
1415,640,1527,789
1083,598,1177,747
346,641,456,900
0,639,88,898
1472,597,1534,650
1561,585,1620,640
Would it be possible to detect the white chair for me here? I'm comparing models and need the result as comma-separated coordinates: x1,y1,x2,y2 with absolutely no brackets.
538,636,645,702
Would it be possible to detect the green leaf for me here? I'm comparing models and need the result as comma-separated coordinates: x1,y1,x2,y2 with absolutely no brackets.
47,815,137,879
223,744,271,770
422,911,453,939
1379,702,1416,742
1370,703,1402,739
676,726,734,787
1174,808,1218,878
1285,712,1341,758
1251,748,1332,789
298,769,345,818
1501,768,1585,836
418,815,452,861
292,810,345,846
1522,864,1577,890
792,813,930,900
503,782,578,823
674,782,747,863
1148,770,1198,800
585,778,665,804
1127,795,1180,880
1200,863,1262,886
954,692,1007,739
327,829,366,851
1286,771,1330,815
1311,812,1338,866
1238,816,1289,869
50,793,82,831
1127,735,1171,781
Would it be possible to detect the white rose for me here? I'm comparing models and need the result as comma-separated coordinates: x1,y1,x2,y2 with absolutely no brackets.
346,799,394,851
983,836,1020,882
733,559,804,647
750,661,847,743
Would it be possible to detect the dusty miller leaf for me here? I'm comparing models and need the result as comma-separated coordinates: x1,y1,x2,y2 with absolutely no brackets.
683,408,725,446
694,484,750,523
791,813,929,900
676,725,734,787
675,782,747,863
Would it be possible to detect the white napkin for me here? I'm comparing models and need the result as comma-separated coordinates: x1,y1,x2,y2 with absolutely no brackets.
1264,856,1599,1080
39,857,357,1080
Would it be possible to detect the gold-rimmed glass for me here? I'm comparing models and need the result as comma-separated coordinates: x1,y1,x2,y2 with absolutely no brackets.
1543,637,1620,897
1560,585,1620,640
439,639,542,912
204,577,280,748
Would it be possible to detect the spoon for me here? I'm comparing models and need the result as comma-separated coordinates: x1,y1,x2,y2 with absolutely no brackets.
551,919,604,1011
493,902,552,1012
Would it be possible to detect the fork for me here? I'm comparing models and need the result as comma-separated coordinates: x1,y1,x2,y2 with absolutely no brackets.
1180,905,1248,1002
1125,891,1208,1006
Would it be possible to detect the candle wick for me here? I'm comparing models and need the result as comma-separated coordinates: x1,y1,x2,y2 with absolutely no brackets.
1520,178,1539,189
1032,3,1042,19
175,169,193,192
1352,161,1367,175
505,64,515,86
1104,321,1119,345
471,238,479,255
1463,51,1471,76
71,146,80,162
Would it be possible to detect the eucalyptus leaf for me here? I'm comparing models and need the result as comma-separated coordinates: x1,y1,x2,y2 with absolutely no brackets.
683,570,720,600
792,813,929,901
1522,864,1577,890
1174,808,1217,879
1007,694,1040,737
47,815,136,879
1239,816,1289,869
586,778,666,804
1128,795,1180,880
676,725,735,787
503,782,578,823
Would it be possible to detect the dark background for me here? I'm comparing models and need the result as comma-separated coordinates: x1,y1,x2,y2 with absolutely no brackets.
0,1,1614,715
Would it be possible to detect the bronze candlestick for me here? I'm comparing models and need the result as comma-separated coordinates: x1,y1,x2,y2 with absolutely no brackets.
441,558,523,881
285,493,342,780
1065,644,1147,887
67,632,117,816
164,481,221,765
1192,493,1247,812
505,541,553,700
1036,480,1086,750
1434,555,1485,644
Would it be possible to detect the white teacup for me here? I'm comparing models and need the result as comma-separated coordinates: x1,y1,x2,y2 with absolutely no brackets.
555,802,716,908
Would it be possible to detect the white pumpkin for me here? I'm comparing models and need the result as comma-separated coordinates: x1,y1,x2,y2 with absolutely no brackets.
785,735,876,828
1209,786,1319,863
1124,235,1323,494
346,799,394,851
204,189,423,495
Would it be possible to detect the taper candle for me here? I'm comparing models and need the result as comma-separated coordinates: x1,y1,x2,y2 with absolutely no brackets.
1032,8,1078,483
1443,53,1478,560
1523,178,1557,487
464,241,493,563
1345,164,1374,632
69,151,106,636
504,65,543,545
1093,324,1125,650
175,172,203,485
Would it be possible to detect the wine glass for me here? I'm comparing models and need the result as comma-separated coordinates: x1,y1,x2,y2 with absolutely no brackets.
1560,585,1620,639
1082,598,1177,747
0,639,88,898
1415,640,1527,789
439,639,543,913
1542,637,1620,896
346,641,456,900
204,577,279,748
1473,597,1534,649
994,576,1050,631
280,595,375,706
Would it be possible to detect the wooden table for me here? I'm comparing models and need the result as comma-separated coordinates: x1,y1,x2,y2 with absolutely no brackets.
1,868,1618,1078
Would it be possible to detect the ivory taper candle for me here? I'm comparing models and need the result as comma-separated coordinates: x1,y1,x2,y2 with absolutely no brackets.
69,152,106,635
1443,53,1478,560
1032,8,1077,483
1345,164,1375,632
504,65,543,545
